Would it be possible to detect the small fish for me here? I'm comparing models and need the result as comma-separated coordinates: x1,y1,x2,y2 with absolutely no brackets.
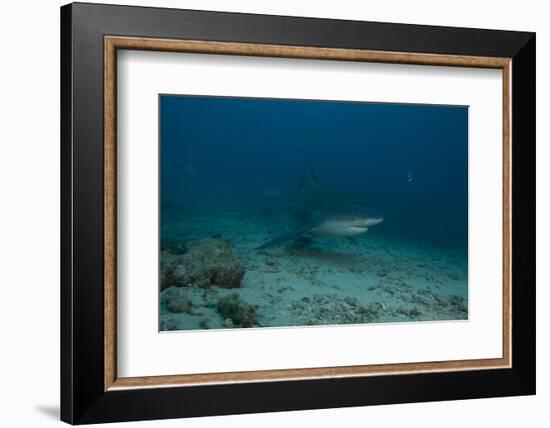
406,168,413,183
183,163,200,176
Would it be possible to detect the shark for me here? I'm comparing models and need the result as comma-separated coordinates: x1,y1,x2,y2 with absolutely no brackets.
256,164,383,250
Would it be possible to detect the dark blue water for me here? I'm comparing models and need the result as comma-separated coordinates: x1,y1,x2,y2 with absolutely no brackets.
160,95,468,251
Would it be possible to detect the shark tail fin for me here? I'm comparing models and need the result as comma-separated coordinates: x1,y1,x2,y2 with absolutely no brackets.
299,162,319,190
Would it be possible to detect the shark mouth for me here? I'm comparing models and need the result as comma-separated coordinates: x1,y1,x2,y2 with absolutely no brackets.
310,222,369,237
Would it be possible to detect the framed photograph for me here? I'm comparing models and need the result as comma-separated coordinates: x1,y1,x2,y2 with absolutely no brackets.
60,2,535,424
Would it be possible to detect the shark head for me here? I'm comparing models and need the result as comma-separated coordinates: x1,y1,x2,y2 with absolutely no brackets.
310,203,384,237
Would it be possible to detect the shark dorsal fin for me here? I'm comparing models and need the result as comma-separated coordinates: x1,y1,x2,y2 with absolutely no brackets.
299,163,319,190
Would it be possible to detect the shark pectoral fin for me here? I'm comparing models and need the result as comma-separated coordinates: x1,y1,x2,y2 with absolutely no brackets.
256,223,317,250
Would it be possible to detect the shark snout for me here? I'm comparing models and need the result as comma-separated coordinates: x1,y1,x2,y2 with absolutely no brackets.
349,213,383,227
365,216,384,227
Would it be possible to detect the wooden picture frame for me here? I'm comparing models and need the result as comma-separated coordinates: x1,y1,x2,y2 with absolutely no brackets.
61,2,535,424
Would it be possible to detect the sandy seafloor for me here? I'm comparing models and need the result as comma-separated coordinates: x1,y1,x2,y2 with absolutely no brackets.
160,211,468,331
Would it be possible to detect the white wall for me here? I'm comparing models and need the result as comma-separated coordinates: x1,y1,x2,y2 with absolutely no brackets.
0,0,546,427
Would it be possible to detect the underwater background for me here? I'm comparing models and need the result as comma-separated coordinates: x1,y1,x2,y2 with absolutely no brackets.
159,95,468,331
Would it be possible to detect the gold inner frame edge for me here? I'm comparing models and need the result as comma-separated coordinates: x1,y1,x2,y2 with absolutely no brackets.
104,35,512,391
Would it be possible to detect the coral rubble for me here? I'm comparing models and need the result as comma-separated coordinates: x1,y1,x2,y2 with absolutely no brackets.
161,238,245,290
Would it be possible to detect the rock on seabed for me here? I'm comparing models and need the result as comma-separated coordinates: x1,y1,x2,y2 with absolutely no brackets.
165,238,245,289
